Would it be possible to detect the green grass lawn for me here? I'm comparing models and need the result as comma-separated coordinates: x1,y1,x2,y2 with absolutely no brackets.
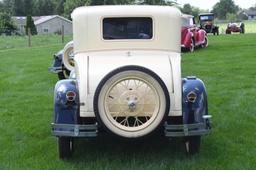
0,34,72,50
0,34,256,169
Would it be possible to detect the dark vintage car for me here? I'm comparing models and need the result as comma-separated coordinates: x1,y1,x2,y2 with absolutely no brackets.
181,14,208,52
199,13,219,35
226,22,245,34
49,41,73,80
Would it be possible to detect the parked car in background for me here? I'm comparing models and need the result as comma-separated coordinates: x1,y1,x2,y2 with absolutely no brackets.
49,41,73,79
199,13,219,35
226,22,245,34
181,14,208,52
51,6,211,159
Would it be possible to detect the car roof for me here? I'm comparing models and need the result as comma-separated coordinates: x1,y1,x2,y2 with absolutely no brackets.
199,13,214,16
72,5,182,53
72,5,181,19
181,14,194,19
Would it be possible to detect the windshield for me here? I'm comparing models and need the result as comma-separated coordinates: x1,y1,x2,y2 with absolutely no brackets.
103,17,153,40
200,15,214,21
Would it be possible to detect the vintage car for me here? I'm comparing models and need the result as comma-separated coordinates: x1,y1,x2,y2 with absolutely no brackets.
49,41,74,79
51,6,211,159
199,13,219,35
226,22,245,34
181,14,208,52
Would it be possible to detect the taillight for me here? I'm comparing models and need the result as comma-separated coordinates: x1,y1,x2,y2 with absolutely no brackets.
66,91,76,102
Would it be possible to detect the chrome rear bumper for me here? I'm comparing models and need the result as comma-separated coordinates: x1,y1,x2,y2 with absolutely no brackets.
51,123,98,137
164,122,211,137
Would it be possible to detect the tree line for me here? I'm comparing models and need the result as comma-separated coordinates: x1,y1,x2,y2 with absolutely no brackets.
1,0,254,20
0,0,255,35
0,0,177,17
181,0,256,22
0,0,177,35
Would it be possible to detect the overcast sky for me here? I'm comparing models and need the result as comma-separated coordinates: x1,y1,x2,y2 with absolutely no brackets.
176,0,256,10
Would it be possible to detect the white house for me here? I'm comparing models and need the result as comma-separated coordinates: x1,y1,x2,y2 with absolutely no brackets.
245,10,256,20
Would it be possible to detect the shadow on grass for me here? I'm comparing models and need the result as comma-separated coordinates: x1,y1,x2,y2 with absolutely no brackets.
73,133,183,158
62,131,218,164
57,130,221,169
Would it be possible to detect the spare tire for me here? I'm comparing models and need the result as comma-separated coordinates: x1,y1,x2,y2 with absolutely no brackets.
94,66,170,138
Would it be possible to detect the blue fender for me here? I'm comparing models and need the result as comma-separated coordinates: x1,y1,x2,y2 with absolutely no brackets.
54,79,79,124
182,76,209,126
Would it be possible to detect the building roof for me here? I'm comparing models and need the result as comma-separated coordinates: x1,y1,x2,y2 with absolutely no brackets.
245,10,256,16
12,15,72,26
34,15,72,26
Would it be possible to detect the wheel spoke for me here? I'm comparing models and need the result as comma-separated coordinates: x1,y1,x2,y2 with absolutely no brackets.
120,80,130,90
136,117,143,125
119,117,127,125
104,77,160,130
134,80,144,89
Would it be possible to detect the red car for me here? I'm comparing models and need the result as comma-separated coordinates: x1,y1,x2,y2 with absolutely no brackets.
181,14,208,52
226,22,245,34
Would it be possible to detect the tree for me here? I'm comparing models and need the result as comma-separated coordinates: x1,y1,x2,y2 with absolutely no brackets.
226,12,236,22
34,0,56,15
0,12,17,35
181,4,206,19
90,0,104,5
64,0,90,19
13,0,25,16
5,0,36,16
249,4,256,11
136,0,176,5
0,2,4,12
182,4,192,14
24,0,34,15
211,0,239,20
56,0,66,15
2,0,14,14
113,0,135,4
26,15,37,35
63,0,176,18
191,7,201,19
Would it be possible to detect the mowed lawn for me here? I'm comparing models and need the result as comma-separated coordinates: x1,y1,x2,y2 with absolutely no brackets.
0,34,256,170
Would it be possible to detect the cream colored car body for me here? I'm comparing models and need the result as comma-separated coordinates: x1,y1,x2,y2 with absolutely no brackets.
71,5,182,117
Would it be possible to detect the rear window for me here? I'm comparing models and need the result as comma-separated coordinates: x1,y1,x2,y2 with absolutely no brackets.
103,17,153,40
200,15,214,21
182,17,194,27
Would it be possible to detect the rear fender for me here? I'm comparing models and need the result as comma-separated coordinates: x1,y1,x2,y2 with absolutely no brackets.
197,30,206,43
54,79,79,124
182,77,208,125
183,31,193,48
